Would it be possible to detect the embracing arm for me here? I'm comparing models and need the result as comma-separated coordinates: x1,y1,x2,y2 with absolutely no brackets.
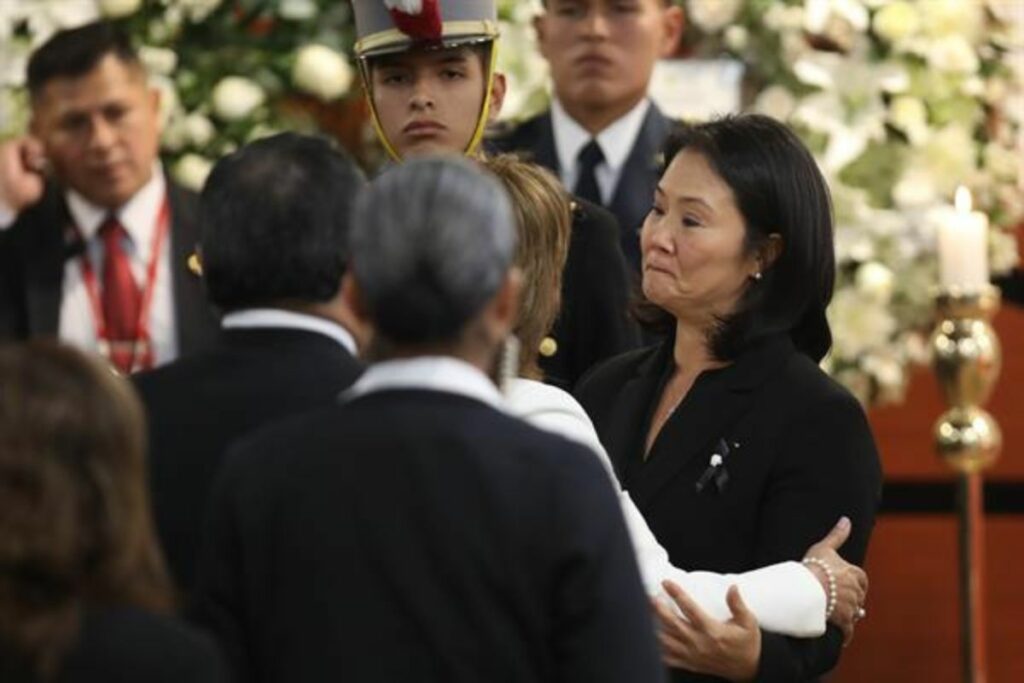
747,392,883,682
525,390,841,639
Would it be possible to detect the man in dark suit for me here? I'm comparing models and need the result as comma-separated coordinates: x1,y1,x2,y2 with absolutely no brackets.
491,0,684,271
0,22,217,371
351,0,638,389
192,157,664,683
133,133,366,594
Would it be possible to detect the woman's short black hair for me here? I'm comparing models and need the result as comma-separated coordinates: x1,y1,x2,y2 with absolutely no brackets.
637,114,835,362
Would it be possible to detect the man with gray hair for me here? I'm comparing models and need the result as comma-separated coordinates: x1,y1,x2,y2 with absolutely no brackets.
191,156,664,683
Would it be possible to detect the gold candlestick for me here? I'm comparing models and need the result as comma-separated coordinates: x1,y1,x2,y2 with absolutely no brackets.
931,284,1002,683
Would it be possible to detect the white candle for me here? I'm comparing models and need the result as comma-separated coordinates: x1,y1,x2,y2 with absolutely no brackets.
937,186,989,291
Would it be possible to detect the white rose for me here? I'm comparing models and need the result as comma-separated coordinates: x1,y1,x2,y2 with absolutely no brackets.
686,0,742,33
98,0,142,18
827,288,896,359
919,0,983,42
211,76,266,121
139,46,178,77
892,166,939,208
862,352,906,404
855,261,895,303
723,25,748,52
926,36,980,74
764,4,804,31
888,95,928,145
183,113,215,147
172,153,214,192
872,2,919,44
753,85,797,121
292,44,354,101
278,0,318,20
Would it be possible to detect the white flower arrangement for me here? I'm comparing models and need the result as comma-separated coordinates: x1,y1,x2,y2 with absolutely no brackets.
681,0,1023,406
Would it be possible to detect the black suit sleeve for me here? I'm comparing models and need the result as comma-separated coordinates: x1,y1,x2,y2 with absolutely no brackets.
749,392,882,682
548,443,666,683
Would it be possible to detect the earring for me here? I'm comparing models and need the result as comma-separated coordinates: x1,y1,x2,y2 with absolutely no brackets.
751,271,763,281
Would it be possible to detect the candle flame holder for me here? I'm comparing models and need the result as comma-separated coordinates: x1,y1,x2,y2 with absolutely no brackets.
930,284,1002,683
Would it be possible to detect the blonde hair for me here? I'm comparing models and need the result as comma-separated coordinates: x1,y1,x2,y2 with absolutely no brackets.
482,154,572,380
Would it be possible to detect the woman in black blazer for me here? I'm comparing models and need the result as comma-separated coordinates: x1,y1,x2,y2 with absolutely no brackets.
576,115,883,682
0,342,225,683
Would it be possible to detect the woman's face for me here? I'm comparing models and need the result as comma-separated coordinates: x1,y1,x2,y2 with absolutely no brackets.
640,149,760,324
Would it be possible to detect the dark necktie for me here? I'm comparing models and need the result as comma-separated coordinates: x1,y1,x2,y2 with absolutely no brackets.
573,139,605,206
99,216,141,373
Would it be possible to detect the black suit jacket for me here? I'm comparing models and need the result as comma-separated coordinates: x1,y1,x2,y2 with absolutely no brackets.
576,335,883,682
541,198,638,389
133,326,363,594
492,103,673,271
0,177,218,356
1,605,226,683
192,388,665,683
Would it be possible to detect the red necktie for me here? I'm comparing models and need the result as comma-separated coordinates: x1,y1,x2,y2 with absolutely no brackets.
99,216,141,373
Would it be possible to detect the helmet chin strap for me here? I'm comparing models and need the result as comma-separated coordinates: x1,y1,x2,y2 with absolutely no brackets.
360,40,499,162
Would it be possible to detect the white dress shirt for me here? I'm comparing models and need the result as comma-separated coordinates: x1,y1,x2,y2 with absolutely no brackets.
222,308,357,356
551,97,652,205
344,355,503,408
504,377,827,637
56,165,178,366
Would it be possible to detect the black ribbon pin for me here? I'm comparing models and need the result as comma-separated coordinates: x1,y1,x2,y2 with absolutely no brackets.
695,438,735,494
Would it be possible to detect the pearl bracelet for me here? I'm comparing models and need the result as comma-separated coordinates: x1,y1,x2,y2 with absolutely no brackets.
802,557,837,619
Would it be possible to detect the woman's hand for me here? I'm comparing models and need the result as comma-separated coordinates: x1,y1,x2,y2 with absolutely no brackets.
802,516,869,644
652,581,760,681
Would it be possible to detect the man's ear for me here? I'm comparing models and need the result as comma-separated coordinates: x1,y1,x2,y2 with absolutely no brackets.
487,72,507,123
660,4,685,58
341,271,372,328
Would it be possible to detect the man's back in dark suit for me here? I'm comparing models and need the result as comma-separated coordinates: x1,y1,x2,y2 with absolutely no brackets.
133,325,362,594
193,387,664,683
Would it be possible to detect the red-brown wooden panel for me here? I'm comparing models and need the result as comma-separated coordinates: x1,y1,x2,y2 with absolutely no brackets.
831,516,1024,682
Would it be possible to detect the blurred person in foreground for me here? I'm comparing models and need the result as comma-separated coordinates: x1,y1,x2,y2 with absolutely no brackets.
0,341,225,683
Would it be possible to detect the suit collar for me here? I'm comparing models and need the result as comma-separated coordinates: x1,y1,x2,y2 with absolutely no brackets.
550,96,652,178
222,308,357,356
343,356,504,410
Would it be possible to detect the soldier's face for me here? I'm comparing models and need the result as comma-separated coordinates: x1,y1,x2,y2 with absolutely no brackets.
30,54,161,209
536,0,682,120
369,46,505,157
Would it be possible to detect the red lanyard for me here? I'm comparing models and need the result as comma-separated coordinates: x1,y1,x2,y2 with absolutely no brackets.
78,193,170,373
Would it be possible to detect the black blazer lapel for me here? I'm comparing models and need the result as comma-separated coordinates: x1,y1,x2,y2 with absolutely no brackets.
608,104,672,267
24,187,75,337
628,336,795,510
166,178,217,356
602,344,670,485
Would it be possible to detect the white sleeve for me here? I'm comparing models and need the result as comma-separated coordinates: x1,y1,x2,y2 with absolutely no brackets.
511,382,826,637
